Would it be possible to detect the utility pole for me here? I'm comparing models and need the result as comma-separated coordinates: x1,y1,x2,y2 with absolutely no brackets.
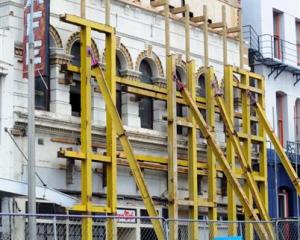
28,0,37,239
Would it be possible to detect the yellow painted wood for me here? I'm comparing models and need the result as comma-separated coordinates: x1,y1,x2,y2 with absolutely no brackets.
206,67,217,237
94,66,164,239
80,25,93,240
178,84,269,240
167,55,178,240
187,60,198,240
224,66,237,234
215,95,274,238
255,102,300,195
61,14,114,33
105,25,117,240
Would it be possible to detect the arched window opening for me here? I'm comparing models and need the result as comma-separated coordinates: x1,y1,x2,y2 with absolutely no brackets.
276,91,287,146
176,67,186,135
139,59,154,129
116,55,122,117
49,34,56,48
71,41,81,67
70,41,81,116
197,74,206,98
295,99,300,142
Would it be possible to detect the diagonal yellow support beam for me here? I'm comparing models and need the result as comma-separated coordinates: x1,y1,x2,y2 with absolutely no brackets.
177,83,269,240
254,102,300,195
215,94,275,238
93,65,164,239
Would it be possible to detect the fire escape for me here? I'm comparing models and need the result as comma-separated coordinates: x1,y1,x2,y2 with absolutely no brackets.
243,25,300,86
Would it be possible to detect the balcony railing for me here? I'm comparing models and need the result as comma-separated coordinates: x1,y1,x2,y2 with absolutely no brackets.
243,25,300,84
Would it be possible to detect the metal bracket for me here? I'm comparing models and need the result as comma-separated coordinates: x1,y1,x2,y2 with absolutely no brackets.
268,64,287,79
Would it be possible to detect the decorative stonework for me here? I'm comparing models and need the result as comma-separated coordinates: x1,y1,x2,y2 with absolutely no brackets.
50,25,63,48
65,32,100,61
102,42,134,70
195,67,205,81
176,54,186,70
135,49,164,78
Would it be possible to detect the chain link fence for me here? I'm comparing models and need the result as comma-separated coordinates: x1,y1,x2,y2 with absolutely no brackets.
0,213,300,239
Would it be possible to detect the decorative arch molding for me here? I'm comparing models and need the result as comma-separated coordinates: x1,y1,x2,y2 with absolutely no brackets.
135,50,164,78
102,43,134,70
195,67,205,81
49,25,63,48
65,32,100,61
175,54,186,71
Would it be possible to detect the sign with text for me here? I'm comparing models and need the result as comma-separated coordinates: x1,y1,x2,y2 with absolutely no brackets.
23,0,49,79
116,209,137,223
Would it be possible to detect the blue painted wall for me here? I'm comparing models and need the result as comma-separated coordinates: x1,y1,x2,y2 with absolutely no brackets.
267,149,299,218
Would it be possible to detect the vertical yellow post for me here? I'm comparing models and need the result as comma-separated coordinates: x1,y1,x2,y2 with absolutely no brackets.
106,28,117,240
241,74,253,240
206,67,217,237
167,55,178,240
224,66,237,235
187,60,198,240
80,26,93,240
258,76,269,211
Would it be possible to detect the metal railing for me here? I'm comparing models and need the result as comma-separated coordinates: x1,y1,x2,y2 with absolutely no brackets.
243,25,300,68
1,213,300,239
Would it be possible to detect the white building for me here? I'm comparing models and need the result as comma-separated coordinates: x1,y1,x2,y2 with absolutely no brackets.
242,0,300,218
0,0,242,237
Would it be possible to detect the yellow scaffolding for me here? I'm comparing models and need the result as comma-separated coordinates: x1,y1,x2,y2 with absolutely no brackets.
56,3,280,240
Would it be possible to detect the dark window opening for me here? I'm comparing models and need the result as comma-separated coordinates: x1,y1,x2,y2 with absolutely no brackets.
35,76,50,111
139,60,154,129
70,41,81,117
116,56,122,117
197,74,206,98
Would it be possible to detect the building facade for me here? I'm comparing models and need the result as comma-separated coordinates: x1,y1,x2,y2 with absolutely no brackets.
0,0,248,237
242,0,300,219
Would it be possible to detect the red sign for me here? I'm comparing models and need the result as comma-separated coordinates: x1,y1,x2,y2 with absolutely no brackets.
116,209,137,223
23,0,49,79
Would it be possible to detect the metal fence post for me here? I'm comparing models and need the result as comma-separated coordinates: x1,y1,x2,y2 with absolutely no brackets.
53,216,57,240
164,219,169,240
275,219,279,240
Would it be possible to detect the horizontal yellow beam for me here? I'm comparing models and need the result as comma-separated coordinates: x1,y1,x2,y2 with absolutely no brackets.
198,198,216,208
60,14,114,34
232,66,264,81
58,149,111,163
71,204,112,213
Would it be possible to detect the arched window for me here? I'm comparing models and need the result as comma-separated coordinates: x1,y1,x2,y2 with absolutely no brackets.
71,41,81,67
197,74,206,98
139,59,154,129
116,55,122,117
295,99,300,142
276,91,287,146
70,41,81,116
176,67,186,135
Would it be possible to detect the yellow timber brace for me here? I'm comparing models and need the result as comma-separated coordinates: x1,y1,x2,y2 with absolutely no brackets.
175,68,271,240
55,4,300,240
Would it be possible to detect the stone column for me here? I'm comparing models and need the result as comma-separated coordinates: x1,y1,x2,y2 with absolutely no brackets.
49,49,72,116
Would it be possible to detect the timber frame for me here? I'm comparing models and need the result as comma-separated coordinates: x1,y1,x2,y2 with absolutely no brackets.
54,3,300,240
